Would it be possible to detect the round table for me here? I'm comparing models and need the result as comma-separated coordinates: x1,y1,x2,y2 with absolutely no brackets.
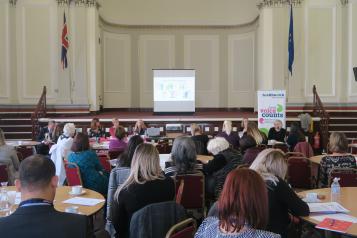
1,186,105,217
309,155,325,164
298,187,357,236
197,155,214,164
5,140,41,147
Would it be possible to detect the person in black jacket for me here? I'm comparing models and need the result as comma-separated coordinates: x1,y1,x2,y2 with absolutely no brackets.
36,120,57,155
0,155,87,238
250,149,309,238
190,123,209,155
286,122,306,151
240,122,268,154
267,120,286,142
111,143,175,238
204,137,242,198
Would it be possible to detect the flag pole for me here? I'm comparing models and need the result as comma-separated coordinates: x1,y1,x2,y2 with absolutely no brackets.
67,3,73,104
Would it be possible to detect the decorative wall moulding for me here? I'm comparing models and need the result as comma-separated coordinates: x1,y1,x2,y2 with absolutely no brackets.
257,0,303,9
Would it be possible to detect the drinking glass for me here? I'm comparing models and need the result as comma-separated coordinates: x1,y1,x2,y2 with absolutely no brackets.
0,182,8,187
0,188,9,212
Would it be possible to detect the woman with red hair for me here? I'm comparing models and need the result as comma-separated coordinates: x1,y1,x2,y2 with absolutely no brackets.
195,168,280,238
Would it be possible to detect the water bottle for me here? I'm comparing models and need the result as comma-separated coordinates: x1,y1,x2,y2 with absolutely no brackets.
331,177,341,202
0,188,9,212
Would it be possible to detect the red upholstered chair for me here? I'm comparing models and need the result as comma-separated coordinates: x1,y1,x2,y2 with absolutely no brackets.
98,154,111,173
64,162,82,186
287,156,313,189
242,147,264,165
17,146,34,160
156,143,169,154
175,173,205,215
329,168,357,187
108,150,123,160
165,218,197,238
0,165,8,183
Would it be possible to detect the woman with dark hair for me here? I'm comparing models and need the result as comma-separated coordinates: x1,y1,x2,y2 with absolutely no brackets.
109,126,128,151
106,135,144,236
164,136,202,176
68,132,109,195
319,132,357,187
196,169,280,238
286,122,305,151
89,117,105,138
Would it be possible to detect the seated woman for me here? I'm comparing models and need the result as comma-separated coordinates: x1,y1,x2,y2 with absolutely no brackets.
196,168,280,238
133,119,146,136
268,120,286,142
49,123,76,185
319,132,357,187
240,122,268,154
239,117,249,138
204,137,242,198
250,149,309,238
286,122,305,151
216,120,240,150
111,143,175,238
190,123,209,155
88,117,105,138
109,126,128,151
0,129,20,185
106,135,144,236
68,132,109,196
164,136,202,176
109,118,120,138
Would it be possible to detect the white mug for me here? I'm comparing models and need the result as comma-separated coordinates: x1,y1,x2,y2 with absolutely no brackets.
71,185,82,195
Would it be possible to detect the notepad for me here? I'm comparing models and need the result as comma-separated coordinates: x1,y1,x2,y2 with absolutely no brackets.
308,202,349,214
311,213,357,223
316,218,353,233
63,197,105,206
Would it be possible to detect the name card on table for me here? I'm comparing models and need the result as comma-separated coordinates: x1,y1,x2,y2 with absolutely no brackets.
63,197,105,206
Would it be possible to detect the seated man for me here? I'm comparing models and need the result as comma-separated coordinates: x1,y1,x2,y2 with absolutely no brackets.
36,120,56,155
0,155,87,238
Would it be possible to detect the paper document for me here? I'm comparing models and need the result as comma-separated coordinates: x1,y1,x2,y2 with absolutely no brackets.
308,202,349,214
311,213,357,223
63,197,105,206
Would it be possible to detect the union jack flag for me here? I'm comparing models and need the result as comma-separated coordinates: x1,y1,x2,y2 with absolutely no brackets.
61,12,68,69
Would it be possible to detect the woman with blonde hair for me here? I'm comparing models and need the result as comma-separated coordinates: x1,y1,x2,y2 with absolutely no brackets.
250,149,309,238
319,132,356,187
109,118,120,138
216,120,240,150
133,119,147,136
240,122,267,154
190,123,209,155
0,128,20,185
111,143,175,237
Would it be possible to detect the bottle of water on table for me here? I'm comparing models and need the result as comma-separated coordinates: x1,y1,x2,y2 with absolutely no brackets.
331,177,341,202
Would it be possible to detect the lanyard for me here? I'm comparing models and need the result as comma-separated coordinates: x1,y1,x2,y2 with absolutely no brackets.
19,198,53,208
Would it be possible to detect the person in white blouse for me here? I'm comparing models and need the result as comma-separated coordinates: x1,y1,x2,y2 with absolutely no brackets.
49,123,76,185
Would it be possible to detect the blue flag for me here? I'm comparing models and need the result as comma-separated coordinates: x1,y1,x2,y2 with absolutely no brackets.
288,4,294,76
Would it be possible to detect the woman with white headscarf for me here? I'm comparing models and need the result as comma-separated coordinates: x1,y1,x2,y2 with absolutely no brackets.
49,123,76,185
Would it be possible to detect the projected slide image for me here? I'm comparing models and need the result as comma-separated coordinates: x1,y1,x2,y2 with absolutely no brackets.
154,77,194,101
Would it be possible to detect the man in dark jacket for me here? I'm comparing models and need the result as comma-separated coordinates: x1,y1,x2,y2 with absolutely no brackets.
0,155,87,238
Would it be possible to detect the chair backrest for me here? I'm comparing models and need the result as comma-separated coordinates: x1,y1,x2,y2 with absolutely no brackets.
329,168,357,187
285,152,305,159
273,143,289,153
242,146,264,165
0,165,9,183
130,201,187,238
64,162,82,186
175,180,185,204
156,143,169,154
17,146,34,159
294,142,314,158
287,156,312,189
348,144,357,155
98,154,111,172
108,150,123,160
165,218,197,238
175,173,204,210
